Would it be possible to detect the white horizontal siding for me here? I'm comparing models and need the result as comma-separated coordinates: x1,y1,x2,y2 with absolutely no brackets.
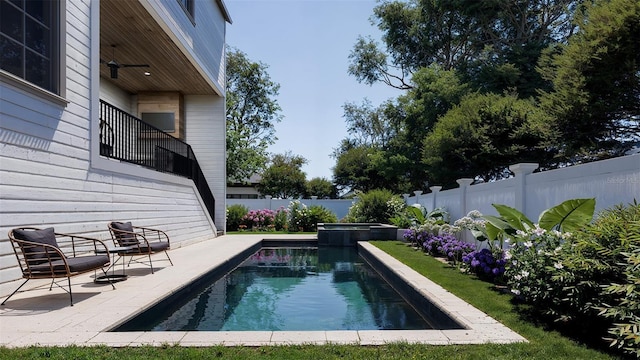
99,81,133,112
0,0,219,291
184,95,226,229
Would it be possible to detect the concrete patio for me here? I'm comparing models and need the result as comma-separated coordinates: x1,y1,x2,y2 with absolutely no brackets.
0,235,526,347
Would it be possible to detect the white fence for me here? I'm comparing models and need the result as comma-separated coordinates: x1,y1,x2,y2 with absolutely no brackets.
227,154,639,225
408,154,639,222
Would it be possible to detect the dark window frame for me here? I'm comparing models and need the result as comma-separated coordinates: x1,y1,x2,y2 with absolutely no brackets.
0,0,60,94
177,0,195,24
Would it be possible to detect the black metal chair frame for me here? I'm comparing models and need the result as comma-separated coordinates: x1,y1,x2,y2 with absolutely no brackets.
108,222,173,274
2,227,115,307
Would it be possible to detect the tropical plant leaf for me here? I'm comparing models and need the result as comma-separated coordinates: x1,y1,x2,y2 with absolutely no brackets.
470,228,488,242
538,198,596,232
492,204,534,231
406,206,425,224
483,215,512,241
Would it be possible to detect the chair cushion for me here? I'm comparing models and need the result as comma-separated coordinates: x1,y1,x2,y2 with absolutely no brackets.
26,255,109,276
110,222,138,246
122,241,169,254
13,228,63,264
140,241,170,252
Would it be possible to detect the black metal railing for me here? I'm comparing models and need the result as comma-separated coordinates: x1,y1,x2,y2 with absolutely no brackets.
99,99,215,221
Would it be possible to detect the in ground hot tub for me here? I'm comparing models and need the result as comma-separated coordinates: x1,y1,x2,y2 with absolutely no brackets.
317,223,398,246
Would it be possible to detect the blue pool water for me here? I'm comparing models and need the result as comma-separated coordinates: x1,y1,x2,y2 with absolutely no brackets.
116,246,457,331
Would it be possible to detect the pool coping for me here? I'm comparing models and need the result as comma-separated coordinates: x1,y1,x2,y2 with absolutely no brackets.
0,234,526,347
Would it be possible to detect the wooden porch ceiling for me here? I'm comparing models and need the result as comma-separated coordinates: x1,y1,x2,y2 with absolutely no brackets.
100,0,216,95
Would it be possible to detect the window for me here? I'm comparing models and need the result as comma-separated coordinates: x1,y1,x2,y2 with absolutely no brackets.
177,0,194,20
226,194,259,199
141,112,176,133
0,0,59,94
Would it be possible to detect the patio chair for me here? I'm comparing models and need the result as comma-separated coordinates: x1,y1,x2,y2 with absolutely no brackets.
2,227,114,307
108,222,173,274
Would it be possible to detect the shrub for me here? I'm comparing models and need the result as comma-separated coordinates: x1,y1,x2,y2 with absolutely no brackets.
600,220,640,357
306,205,338,231
241,209,276,231
274,206,289,231
226,204,248,231
403,228,430,247
345,189,396,223
422,233,475,264
288,200,308,232
463,248,506,281
505,226,568,307
389,211,413,228
571,202,640,356
505,203,640,352
387,197,414,228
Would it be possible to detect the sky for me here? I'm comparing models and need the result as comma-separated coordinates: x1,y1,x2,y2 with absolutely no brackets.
224,0,401,180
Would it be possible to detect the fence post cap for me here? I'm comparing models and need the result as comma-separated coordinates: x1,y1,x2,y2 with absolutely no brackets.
456,178,474,187
509,163,539,175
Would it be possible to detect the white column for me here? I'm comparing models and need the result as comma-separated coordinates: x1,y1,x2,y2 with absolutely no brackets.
265,195,272,210
456,179,473,216
413,190,423,206
429,186,442,211
456,179,474,242
508,163,538,215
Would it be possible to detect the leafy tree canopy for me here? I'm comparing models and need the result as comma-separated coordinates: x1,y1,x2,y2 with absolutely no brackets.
538,0,640,161
306,177,338,199
423,92,554,187
226,47,282,184
257,152,307,199
350,0,577,95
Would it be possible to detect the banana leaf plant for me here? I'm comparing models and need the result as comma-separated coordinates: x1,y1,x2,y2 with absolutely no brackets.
538,198,596,232
480,198,596,243
406,205,448,227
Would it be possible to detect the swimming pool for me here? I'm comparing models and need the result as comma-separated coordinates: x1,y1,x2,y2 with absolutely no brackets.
115,245,463,332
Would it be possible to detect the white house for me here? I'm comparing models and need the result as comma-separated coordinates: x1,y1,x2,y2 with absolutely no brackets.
0,1,231,291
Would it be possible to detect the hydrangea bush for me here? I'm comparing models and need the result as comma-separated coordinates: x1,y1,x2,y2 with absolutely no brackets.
402,228,429,247
454,210,487,241
435,234,476,264
287,201,337,232
288,200,309,232
241,209,276,231
463,248,507,281
504,225,569,302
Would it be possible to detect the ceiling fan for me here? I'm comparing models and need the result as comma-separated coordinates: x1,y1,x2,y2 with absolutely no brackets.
101,45,149,79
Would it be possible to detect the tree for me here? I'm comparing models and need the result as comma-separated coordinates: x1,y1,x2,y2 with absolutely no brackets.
334,66,469,193
340,0,580,191
349,0,578,96
226,47,282,184
342,99,400,148
306,177,338,199
332,143,381,194
422,92,554,187
257,152,307,199
539,0,640,161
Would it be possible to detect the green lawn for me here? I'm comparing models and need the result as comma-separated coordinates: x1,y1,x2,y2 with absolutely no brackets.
0,241,621,359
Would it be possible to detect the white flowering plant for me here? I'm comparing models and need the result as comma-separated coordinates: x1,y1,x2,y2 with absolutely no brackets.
505,225,570,305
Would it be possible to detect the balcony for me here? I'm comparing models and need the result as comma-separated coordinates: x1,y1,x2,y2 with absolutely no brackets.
100,100,215,221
